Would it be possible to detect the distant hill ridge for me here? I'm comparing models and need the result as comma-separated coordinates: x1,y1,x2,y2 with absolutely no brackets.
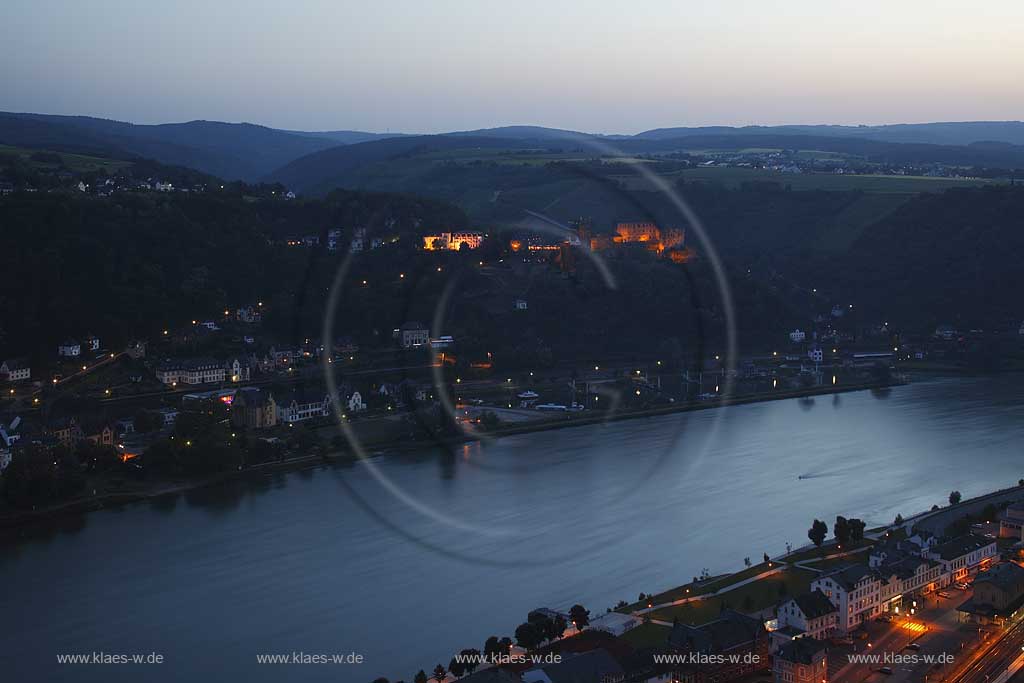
3,111,1024,183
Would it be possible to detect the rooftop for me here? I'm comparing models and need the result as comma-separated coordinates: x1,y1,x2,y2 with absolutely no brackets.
791,590,838,619
931,535,993,561
974,562,1024,592
669,609,765,653
776,637,827,665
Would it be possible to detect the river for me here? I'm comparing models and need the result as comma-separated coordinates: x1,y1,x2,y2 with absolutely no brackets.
2,374,1023,682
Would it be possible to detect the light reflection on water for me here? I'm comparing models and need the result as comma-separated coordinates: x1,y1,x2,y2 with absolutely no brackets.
2,374,1023,682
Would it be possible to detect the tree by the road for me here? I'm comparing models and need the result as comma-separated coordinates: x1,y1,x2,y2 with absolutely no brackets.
569,604,590,628
432,664,446,683
848,518,866,541
808,519,828,548
950,490,962,505
834,516,850,546
515,622,542,650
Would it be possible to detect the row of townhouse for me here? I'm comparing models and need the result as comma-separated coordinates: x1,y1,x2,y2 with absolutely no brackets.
230,387,367,430
155,357,254,386
776,533,997,639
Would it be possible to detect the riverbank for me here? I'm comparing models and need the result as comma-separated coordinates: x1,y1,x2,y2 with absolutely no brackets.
0,377,902,529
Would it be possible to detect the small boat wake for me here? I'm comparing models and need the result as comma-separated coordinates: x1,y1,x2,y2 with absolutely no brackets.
798,465,859,480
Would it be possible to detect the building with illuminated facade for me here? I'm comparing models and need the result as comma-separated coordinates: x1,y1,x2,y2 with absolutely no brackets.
422,231,484,251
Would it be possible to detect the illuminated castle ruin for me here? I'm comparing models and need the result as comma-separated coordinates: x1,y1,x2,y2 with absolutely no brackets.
422,231,484,251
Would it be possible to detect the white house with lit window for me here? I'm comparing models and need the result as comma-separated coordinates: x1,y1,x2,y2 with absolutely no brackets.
776,590,838,641
1,358,31,383
347,391,366,413
399,322,430,349
810,565,881,633
225,357,252,383
156,358,226,386
925,535,998,583
276,391,330,424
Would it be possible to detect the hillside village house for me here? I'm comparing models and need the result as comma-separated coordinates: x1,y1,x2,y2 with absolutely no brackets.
398,322,430,349
231,388,277,430
156,358,226,386
85,423,115,447
226,357,253,383
58,340,81,357
0,418,21,470
275,390,330,424
157,408,179,427
268,346,300,369
347,391,366,413
236,305,262,324
49,418,85,447
84,334,100,352
1,358,31,382
772,637,827,683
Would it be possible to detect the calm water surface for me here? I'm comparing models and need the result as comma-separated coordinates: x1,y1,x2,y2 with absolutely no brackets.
3,374,1024,682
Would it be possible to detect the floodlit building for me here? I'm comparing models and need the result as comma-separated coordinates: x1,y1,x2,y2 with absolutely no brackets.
422,231,484,251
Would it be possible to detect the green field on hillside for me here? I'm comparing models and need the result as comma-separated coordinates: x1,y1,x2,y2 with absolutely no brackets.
618,166,1003,193
0,144,132,174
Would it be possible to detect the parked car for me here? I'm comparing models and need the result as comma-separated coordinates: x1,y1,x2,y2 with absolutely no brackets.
831,636,854,646
879,667,894,675
937,591,951,598
855,630,869,640
875,614,893,622
905,643,921,651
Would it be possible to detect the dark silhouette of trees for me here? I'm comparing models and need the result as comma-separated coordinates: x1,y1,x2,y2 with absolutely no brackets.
848,518,866,542
569,604,590,628
834,516,850,546
808,519,828,548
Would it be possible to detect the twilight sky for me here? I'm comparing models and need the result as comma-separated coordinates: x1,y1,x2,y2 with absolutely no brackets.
2,0,1023,134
